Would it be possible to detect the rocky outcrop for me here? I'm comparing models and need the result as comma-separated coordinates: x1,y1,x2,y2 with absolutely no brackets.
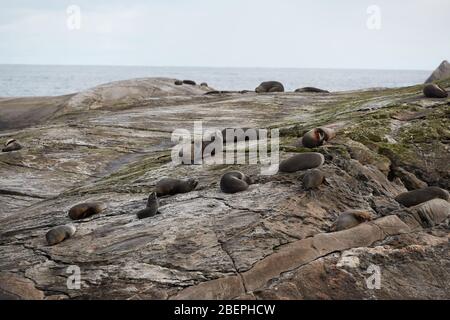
425,60,450,83
0,77,449,299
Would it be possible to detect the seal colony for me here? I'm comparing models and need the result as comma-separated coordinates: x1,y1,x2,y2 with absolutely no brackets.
14,75,445,287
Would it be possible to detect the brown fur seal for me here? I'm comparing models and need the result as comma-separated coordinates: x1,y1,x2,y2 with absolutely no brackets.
330,210,372,232
155,178,198,197
295,87,329,93
46,224,77,246
395,186,449,207
205,90,231,95
255,81,284,93
68,202,106,220
136,192,160,219
183,80,196,85
303,169,325,190
279,152,325,173
302,127,336,148
220,171,252,194
302,128,326,148
2,139,22,152
423,83,448,98
200,82,208,87
174,80,183,85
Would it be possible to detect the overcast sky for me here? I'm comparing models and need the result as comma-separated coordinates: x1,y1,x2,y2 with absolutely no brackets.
0,0,449,70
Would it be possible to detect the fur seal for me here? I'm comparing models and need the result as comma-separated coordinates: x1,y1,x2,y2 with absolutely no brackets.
220,171,252,194
394,186,449,207
330,210,372,232
174,80,183,85
423,83,448,98
205,90,231,95
302,169,325,190
2,139,22,152
200,82,208,87
68,202,106,220
279,152,325,173
155,178,198,197
136,192,160,219
46,224,77,246
183,80,196,85
295,87,329,93
255,81,284,93
302,127,336,148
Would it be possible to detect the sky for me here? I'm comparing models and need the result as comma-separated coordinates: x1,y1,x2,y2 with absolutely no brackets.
0,0,449,70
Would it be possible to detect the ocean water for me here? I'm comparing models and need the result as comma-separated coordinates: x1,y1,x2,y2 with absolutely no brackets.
0,64,430,97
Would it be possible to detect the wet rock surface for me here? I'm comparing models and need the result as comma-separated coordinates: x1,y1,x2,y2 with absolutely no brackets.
0,77,449,299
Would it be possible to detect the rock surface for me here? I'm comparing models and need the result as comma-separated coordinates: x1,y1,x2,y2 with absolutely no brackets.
0,77,449,299
425,60,450,83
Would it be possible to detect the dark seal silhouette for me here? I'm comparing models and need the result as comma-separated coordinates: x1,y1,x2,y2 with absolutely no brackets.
155,178,198,197
255,81,284,93
136,192,160,219
395,187,449,207
183,80,196,85
295,87,329,93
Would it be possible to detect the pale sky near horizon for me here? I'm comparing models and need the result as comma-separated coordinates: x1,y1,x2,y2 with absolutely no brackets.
0,0,449,70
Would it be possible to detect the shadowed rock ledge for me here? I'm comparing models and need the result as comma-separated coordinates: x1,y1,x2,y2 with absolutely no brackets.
0,77,449,300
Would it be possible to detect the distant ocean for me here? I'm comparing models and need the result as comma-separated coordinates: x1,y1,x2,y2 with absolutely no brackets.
0,64,431,97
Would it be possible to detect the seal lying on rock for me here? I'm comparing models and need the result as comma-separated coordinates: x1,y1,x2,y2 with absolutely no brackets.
302,169,325,190
220,171,252,193
205,90,232,95
156,178,198,197
279,152,325,173
136,192,160,219
174,80,183,85
423,83,448,98
68,202,107,220
2,139,22,152
183,80,196,85
330,210,372,232
395,186,449,207
255,81,284,93
302,127,336,148
295,87,329,93
200,82,208,87
46,224,77,246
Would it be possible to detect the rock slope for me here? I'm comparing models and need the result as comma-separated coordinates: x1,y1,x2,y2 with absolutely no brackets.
0,78,449,299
